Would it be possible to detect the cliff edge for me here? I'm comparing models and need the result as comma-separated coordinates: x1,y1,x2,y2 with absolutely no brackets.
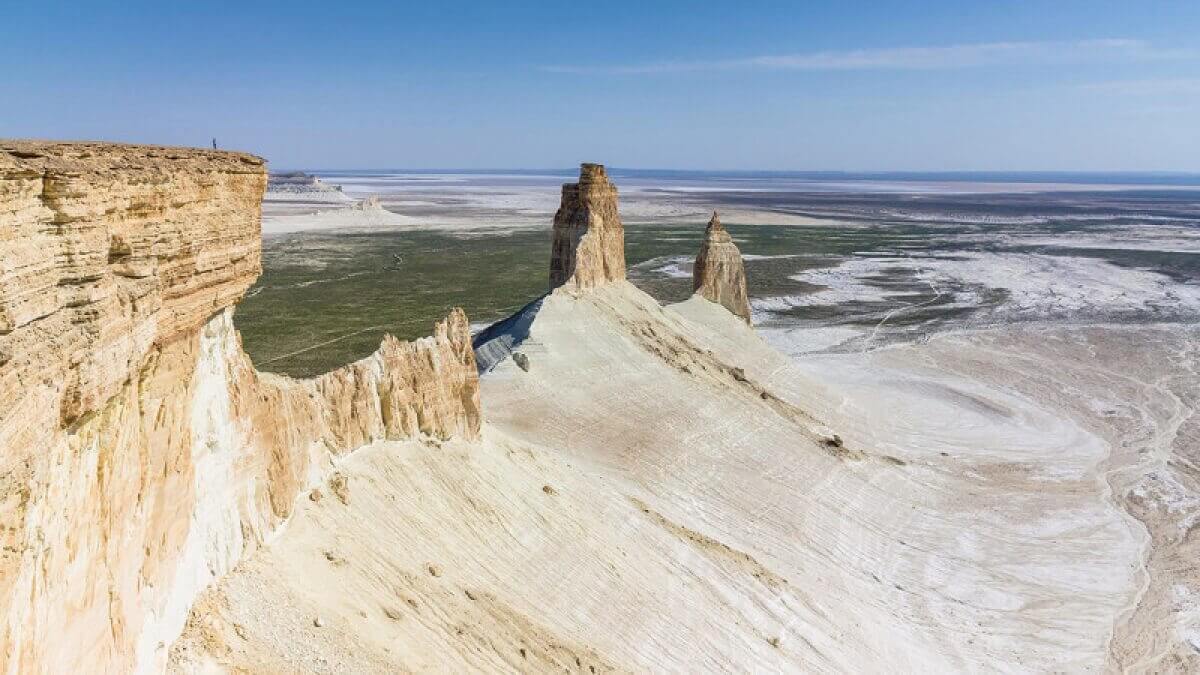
0,141,480,673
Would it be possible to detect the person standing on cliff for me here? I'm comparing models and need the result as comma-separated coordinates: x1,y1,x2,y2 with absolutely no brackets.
212,138,218,149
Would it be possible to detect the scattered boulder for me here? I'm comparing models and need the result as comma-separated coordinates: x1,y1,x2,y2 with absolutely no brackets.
329,473,350,505
512,352,530,371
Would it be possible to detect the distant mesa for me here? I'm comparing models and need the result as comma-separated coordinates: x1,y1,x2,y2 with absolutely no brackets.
267,170,343,192
549,163,627,291
266,170,350,203
693,211,752,322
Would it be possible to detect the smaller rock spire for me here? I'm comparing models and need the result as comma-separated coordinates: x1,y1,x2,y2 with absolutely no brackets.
692,211,751,322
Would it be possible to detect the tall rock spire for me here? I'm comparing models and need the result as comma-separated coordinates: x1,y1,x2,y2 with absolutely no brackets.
692,211,752,322
549,163,626,291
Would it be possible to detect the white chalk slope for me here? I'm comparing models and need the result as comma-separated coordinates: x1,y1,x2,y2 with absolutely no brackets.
169,282,1145,672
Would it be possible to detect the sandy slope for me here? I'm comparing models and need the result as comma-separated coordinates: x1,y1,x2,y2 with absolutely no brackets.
169,283,1172,672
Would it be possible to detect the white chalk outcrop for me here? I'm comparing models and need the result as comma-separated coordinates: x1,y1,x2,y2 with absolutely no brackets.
162,162,1151,672
261,193,420,234
0,141,480,673
168,274,1151,672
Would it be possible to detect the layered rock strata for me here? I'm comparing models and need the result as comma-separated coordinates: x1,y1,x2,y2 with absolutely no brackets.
548,163,626,290
0,141,480,673
692,211,751,322
0,141,266,424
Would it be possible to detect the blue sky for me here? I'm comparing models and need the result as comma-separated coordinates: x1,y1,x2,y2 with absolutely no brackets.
3,1,1199,170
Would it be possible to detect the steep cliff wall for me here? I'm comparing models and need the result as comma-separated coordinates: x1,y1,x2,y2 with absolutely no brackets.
0,142,265,425
548,163,626,291
693,211,751,322
0,141,480,673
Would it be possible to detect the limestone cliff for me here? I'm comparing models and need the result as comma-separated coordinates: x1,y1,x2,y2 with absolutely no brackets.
693,211,751,322
548,163,626,290
0,141,265,424
0,141,480,673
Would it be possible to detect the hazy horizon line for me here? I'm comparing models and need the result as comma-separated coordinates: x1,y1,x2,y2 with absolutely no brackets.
284,167,1200,178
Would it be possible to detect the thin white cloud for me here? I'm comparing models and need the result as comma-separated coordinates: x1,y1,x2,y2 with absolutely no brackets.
540,39,1195,74
1077,78,1200,95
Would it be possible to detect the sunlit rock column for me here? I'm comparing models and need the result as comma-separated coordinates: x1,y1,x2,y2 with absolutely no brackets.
693,211,752,322
549,163,626,290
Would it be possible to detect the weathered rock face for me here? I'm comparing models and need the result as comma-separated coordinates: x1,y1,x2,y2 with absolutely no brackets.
0,141,480,673
0,141,266,424
549,163,626,291
693,212,751,322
